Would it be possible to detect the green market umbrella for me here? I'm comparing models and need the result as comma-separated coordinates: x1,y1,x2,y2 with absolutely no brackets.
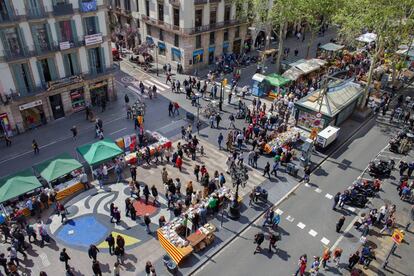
77,138,123,166
33,153,83,182
0,169,42,204
265,73,290,87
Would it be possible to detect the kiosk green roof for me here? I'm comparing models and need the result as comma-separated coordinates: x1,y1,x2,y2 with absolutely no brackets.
265,73,290,87
77,139,123,166
33,153,83,182
0,169,42,203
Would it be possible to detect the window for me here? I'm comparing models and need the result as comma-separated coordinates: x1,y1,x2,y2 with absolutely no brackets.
172,49,180,62
145,0,149,16
1,28,24,56
63,52,80,77
173,8,179,27
209,32,215,45
88,47,105,75
195,9,202,28
158,3,164,21
10,63,34,94
38,59,53,82
223,29,229,41
58,20,73,42
32,24,52,52
174,34,179,47
84,16,99,35
159,29,164,41
158,44,165,56
114,0,121,8
195,35,201,48
224,5,231,21
147,24,151,36
0,0,13,21
235,26,240,38
209,8,216,25
136,0,139,12
124,0,131,11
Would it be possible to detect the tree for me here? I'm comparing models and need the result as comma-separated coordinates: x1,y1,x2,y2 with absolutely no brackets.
334,0,414,108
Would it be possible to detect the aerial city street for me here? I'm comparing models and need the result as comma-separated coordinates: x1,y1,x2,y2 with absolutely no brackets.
0,0,413,275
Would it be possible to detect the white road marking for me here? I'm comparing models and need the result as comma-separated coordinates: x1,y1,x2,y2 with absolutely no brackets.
309,229,318,237
275,209,284,215
286,215,294,222
143,79,169,91
315,188,322,193
304,183,311,187
347,206,356,212
297,222,306,229
109,128,127,135
321,237,330,245
147,77,171,90
39,253,51,267
325,193,333,199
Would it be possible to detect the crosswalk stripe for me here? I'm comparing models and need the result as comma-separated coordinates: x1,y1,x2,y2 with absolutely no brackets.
309,229,318,237
143,80,168,92
315,188,322,193
286,215,294,222
275,209,283,215
297,222,306,229
149,77,171,89
127,85,148,98
321,237,330,245
325,193,333,199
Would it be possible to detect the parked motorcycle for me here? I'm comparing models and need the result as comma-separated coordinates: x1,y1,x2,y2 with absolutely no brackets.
368,160,394,178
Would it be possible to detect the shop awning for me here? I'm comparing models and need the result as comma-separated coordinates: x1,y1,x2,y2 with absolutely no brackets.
252,73,266,82
282,67,304,81
33,153,83,182
265,73,290,87
146,36,154,45
77,139,123,166
320,43,345,52
171,47,181,57
193,49,204,57
158,42,166,49
0,169,42,204
295,59,327,74
356,33,377,43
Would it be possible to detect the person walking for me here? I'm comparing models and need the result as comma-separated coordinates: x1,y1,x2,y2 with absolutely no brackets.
70,125,78,139
88,244,100,261
113,261,123,276
294,254,307,276
333,192,341,210
229,114,236,129
253,231,265,254
333,248,343,267
348,251,360,269
303,165,311,183
218,133,223,150
321,249,331,269
105,233,115,255
143,184,150,205
271,161,279,177
32,139,39,155
59,248,71,270
215,114,222,129
144,213,151,233
263,162,271,178
92,260,102,276
336,216,345,233
0,253,9,275
129,165,137,182
268,233,278,252
151,185,159,206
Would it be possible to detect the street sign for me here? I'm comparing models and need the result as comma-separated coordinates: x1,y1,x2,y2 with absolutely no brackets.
392,229,404,244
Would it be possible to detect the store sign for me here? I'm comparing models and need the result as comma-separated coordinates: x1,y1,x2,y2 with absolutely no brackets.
85,33,103,46
19,100,42,111
60,41,71,50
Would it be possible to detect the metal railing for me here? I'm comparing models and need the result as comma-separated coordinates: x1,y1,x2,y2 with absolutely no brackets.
0,9,21,23
26,7,47,20
141,14,246,35
3,85,47,102
83,66,117,80
52,3,74,16
194,0,208,4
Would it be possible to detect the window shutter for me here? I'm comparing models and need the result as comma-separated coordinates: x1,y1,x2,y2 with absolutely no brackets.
23,63,35,90
94,16,100,33
36,60,46,85
55,22,62,42
10,64,26,94
0,30,10,54
71,20,78,43
17,27,28,54
45,23,54,49
88,48,96,75
47,58,58,80
99,47,105,72
82,17,87,36
72,52,80,74
62,53,70,77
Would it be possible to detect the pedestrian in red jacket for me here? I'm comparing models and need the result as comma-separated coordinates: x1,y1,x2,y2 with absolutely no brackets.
176,156,183,172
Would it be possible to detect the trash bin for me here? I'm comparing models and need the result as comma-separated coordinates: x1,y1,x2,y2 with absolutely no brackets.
167,260,178,275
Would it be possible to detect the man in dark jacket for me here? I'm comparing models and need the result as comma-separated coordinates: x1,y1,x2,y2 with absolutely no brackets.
88,244,100,261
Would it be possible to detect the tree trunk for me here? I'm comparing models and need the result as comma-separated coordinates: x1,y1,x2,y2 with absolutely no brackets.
359,40,382,108
391,58,398,88
275,22,287,74
265,24,272,49
306,30,316,58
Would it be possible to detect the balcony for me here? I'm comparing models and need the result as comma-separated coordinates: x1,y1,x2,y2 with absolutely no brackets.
84,33,103,46
0,9,21,24
2,85,47,104
79,0,98,13
2,47,35,62
209,0,221,2
52,3,74,16
194,0,208,4
169,0,180,5
59,37,84,50
83,66,117,80
34,41,60,56
26,7,47,20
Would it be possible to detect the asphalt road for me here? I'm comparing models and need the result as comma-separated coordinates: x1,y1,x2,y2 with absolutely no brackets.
194,117,391,275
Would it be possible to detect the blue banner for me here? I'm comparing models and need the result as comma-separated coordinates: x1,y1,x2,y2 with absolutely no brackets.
193,49,204,57
80,0,97,12
158,42,166,49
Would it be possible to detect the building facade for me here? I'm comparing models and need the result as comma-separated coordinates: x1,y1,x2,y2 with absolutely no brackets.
126,0,249,72
0,0,115,136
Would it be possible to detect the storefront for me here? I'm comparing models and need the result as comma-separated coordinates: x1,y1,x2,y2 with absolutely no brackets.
0,113,13,137
19,100,46,130
90,81,108,107
70,88,86,112
192,49,204,65
49,94,65,120
208,46,215,65
294,81,363,131
233,39,241,55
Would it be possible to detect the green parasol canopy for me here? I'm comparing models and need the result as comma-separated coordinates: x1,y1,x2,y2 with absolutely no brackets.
77,138,123,166
265,73,290,87
0,169,42,203
33,153,83,182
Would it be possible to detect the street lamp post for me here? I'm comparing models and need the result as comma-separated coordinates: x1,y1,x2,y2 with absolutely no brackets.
219,82,223,111
228,163,248,220
155,45,159,76
195,92,201,134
